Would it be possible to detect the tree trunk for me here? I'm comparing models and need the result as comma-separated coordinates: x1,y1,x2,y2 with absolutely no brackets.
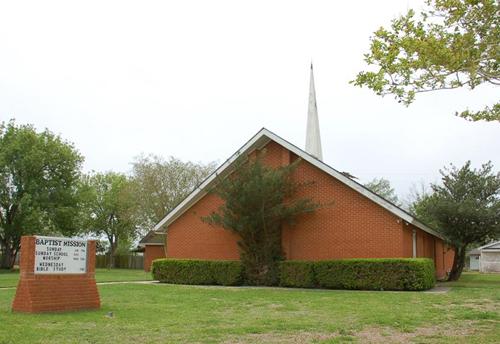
0,242,16,270
108,240,117,269
108,248,114,269
448,245,466,281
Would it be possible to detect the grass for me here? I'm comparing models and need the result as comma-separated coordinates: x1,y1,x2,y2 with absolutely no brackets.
0,268,152,288
0,272,498,343
442,272,500,289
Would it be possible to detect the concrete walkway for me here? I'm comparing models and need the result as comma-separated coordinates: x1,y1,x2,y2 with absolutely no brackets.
0,280,158,291
1,281,452,293
423,286,451,293
97,280,157,285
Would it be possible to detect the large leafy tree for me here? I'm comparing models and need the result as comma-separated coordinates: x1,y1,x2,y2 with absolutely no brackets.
412,161,500,281
364,177,401,205
0,121,83,269
353,0,499,122
81,172,138,268
203,154,321,285
131,155,216,232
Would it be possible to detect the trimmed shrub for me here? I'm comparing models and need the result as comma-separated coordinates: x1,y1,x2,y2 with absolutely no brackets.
279,261,316,288
152,259,243,286
314,258,435,291
153,258,436,291
211,261,244,286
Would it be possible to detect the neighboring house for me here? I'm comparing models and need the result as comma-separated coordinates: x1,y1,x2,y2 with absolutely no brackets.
138,230,166,271
151,128,455,279
468,248,481,271
468,241,500,273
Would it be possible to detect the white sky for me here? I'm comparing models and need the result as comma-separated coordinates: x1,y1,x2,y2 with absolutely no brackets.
1,0,498,200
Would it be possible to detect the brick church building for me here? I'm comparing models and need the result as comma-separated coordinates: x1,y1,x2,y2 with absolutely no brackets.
143,66,454,279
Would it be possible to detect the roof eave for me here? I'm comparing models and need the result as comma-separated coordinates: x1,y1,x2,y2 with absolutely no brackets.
477,241,500,251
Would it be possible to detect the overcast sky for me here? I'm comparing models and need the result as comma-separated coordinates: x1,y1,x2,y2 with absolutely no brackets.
1,0,498,201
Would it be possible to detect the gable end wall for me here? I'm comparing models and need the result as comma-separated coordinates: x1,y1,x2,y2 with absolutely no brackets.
165,141,453,277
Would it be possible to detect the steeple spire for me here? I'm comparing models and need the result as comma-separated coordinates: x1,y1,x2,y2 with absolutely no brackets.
305,63,323,160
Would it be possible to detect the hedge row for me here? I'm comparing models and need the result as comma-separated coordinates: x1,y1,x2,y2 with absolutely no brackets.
280,258,436,291
151,259,243,286
152,258,436,291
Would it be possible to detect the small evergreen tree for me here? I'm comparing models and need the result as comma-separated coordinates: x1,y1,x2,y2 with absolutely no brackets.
406,183,439,229
203,153,321,285
414,161,500,281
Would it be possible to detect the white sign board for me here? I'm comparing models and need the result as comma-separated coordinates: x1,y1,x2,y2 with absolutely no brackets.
34,236,87,274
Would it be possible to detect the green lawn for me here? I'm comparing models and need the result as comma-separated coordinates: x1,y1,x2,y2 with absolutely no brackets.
0,272,498,343
0,268,152,288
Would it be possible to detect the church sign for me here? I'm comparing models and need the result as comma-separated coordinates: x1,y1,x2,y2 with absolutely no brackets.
12,235,100,313
34,236,87,274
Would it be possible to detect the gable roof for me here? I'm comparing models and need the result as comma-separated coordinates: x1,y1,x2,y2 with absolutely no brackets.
138,230,165,247
478,241,500,251
153,128,445,240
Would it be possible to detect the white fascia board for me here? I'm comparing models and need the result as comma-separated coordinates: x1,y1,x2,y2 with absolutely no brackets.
153,128,445,241
262,130,446,241
408,219,445,240
138,243,163,248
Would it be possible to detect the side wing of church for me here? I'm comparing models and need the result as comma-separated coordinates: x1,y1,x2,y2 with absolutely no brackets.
152,128,454,279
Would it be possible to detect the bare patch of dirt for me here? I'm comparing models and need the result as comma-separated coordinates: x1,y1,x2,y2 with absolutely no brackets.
267,303,284,310
462,298,500,312
355,321,477,343
433,298,500,312
223,321,483,343
223,331,339,344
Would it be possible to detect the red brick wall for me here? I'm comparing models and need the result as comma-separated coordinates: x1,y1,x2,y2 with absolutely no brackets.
444,246,455,275
283,148,406,260
402,224,414,257
433,239,455,279
144,245,166,272
417,228,435,259
167,192,241,260
166,141,454,276
12,236,100,313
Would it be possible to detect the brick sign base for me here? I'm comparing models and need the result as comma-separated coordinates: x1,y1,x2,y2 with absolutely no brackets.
12,236,100,313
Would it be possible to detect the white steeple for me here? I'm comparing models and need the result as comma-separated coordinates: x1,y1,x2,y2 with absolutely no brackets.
305,63,323,160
